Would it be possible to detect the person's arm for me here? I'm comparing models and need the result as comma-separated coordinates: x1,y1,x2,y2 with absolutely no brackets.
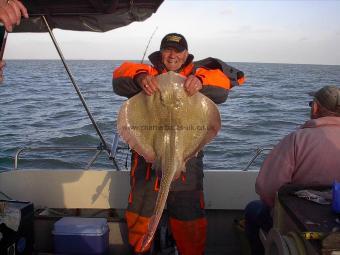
112,61,158,98
194,67,231,104
0,0,28,81
193,58,245,104
255,132,296,207
0,0,28,32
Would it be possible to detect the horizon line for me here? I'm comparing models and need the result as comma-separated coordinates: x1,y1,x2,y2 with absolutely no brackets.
4,59,340,67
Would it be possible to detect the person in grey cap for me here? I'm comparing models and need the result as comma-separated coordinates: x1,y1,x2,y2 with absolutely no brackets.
244,85,340,255
112,33,245,254
309,85,340,117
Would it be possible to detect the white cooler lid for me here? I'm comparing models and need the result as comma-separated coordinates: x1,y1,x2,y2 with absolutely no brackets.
53,217,108,236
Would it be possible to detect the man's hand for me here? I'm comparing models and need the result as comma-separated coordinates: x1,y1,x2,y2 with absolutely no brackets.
135,73,159,96
184,75,202,96
0,0,28,32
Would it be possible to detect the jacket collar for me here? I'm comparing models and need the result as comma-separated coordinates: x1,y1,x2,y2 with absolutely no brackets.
301,116,340,129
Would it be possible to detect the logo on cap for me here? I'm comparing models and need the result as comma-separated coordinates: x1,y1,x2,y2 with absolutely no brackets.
165,35,182,43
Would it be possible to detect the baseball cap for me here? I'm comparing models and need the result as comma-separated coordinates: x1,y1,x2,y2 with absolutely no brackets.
160,33,188,52
311,85,340,113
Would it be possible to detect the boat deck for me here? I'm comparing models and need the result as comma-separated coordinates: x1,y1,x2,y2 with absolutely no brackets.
0,169,258,254
32,208,245,255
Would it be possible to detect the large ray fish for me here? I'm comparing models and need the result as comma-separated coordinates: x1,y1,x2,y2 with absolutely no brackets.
117,71,221,252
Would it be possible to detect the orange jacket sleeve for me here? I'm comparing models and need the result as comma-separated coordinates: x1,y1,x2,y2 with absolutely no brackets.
195,67,232,89
112,62,159,98
113,61,158,79
193,58,245,89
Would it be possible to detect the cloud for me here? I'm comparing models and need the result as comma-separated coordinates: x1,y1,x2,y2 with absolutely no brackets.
220,25,273,36
220,8,233,16
298,37,309,42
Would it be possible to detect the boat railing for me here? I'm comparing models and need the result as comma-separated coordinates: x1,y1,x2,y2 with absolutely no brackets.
13,133,129,170
242,147,272,171
14,146,102,170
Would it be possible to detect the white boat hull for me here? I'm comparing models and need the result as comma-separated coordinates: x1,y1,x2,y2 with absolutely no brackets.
0,169,259,210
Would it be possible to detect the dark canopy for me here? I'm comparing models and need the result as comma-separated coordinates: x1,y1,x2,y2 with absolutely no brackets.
13,0,163,33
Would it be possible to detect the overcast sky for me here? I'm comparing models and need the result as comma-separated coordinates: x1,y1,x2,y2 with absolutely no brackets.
4,0,340,65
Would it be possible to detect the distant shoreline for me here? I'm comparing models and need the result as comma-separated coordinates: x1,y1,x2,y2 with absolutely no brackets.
4,59,340,67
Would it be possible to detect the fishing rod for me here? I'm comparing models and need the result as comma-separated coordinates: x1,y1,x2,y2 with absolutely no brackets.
41,16,119,168
141,26,158,64
0,26,8,83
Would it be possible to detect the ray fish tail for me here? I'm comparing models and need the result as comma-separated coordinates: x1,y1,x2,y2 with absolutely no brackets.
137,128,180,252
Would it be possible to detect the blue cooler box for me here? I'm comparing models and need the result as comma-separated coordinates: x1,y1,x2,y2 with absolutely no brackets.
53,217,109,255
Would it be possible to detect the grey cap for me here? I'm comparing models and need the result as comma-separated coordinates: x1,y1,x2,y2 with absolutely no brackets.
312,85,340,113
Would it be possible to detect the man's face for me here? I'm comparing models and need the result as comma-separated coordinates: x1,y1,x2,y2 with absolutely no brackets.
161,47,188,71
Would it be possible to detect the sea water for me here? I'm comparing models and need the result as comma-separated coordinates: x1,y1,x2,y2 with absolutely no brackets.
1,60,340,171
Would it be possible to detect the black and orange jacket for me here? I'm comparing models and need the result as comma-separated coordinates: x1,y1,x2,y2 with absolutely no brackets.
112,51,245,103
